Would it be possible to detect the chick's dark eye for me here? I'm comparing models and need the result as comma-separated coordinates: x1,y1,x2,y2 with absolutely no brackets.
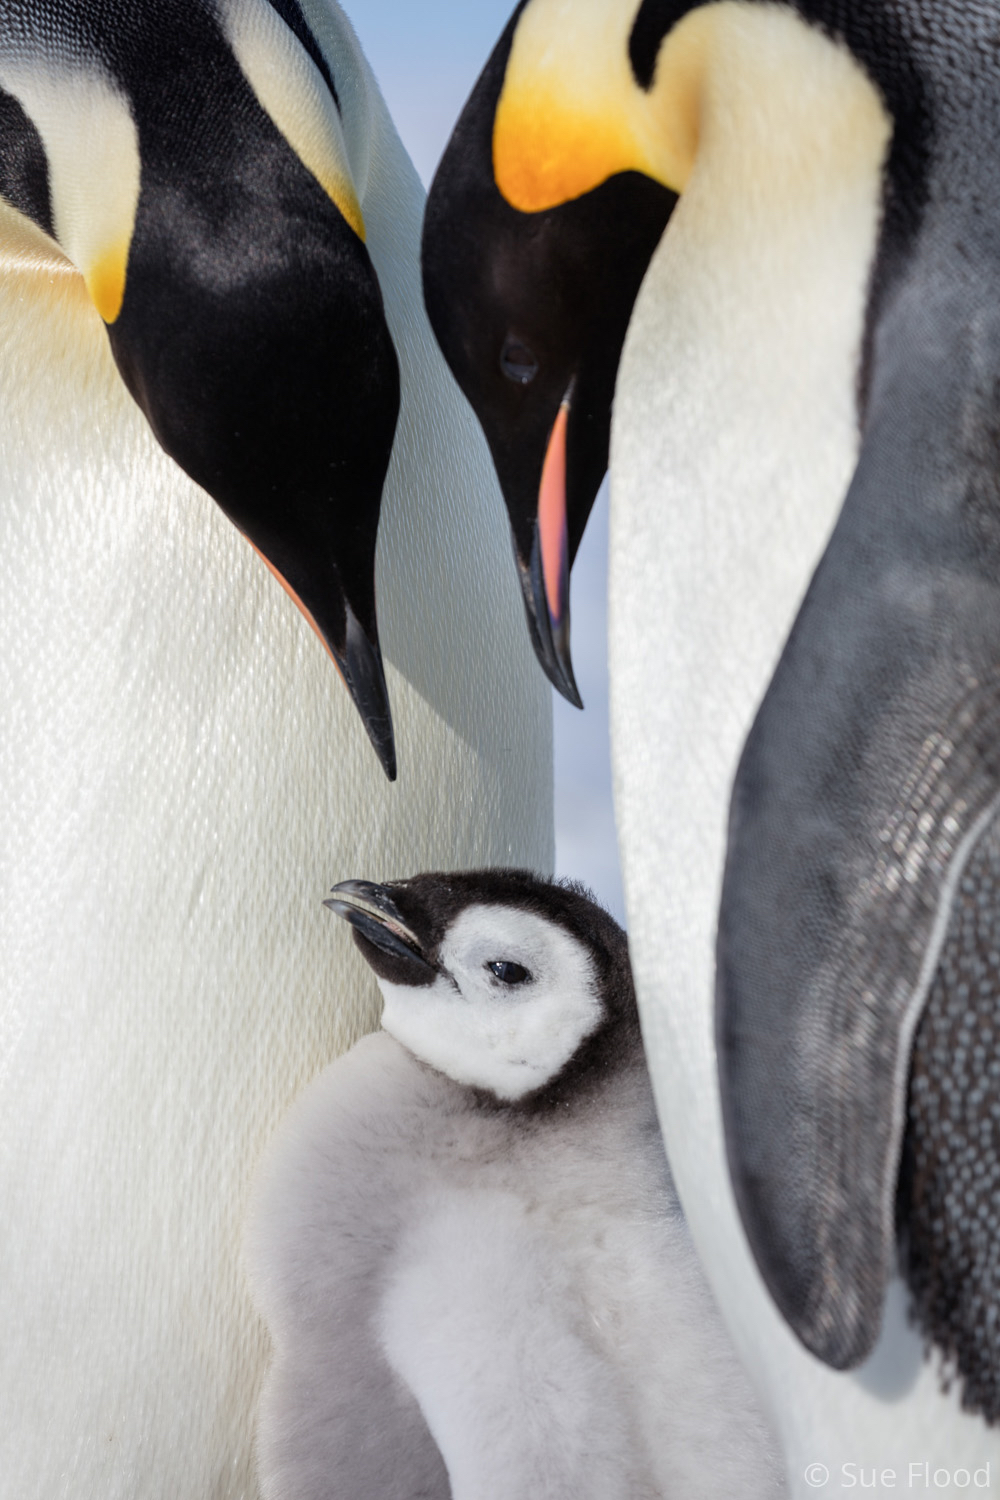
500,335,538,385
487,960,530,985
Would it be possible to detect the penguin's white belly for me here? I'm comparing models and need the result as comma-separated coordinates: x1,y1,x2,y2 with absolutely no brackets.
0,188,551,1499
380,1180,778,1500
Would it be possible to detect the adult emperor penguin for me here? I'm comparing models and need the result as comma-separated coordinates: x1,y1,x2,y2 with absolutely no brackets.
246,869,783,1499
0,4,550,1497
423,0,1000,1490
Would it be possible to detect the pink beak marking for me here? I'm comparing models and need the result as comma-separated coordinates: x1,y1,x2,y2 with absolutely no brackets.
538,397,570,625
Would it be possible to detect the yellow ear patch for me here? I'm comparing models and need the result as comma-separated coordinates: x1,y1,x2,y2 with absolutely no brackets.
495,0,665,210
85,238,130,324
0,58,140,323
220,0,365,241
494,0,883,212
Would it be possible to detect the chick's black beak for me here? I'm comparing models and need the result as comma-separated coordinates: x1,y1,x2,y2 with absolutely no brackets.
325,880,435,982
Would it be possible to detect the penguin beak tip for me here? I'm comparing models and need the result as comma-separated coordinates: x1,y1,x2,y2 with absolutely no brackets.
337,604,397,781
544,642,584,709
371,730,398,783
520,534,583,710
554,648,584,710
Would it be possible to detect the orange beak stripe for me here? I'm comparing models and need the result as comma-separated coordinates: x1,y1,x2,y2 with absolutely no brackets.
538,398,570,624
247,538,345,686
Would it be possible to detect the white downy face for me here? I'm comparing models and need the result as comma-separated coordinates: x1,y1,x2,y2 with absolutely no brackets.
378,904,604,1100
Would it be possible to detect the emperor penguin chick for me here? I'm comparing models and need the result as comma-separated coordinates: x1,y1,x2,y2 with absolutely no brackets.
245,870,784,1500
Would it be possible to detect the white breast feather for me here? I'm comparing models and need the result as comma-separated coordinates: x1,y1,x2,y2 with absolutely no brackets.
247,1032,784,1499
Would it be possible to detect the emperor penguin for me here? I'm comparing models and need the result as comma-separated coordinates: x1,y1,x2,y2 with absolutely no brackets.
421,0,1000,1489
246,869,784,1500
0,4,551,1496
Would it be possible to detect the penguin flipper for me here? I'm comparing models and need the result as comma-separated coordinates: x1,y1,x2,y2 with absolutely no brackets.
717,275,1000,1369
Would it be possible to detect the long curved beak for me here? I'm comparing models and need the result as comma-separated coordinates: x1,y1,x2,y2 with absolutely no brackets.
716,262,1000,1368
516,386,583,708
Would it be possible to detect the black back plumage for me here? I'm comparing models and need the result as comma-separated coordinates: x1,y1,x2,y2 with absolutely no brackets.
0,81,50,231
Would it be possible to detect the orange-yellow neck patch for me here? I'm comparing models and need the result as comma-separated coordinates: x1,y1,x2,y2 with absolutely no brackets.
84,239,130,324
0,59,141,322
221,0,366,241
309,164,365,243
493,0,841,212
494,0,703,211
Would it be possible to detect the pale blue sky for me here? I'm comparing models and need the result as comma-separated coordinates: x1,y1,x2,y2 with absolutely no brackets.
349,1,515,184
348,0,627,924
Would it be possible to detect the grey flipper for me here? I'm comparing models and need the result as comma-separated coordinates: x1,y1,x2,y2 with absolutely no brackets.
717,235,1000,1372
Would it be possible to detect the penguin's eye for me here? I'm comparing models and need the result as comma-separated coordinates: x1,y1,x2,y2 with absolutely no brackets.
487,960,531,985
500,336,538,385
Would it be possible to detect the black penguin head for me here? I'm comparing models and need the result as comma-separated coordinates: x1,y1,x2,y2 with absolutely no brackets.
108,109,400,778
326,869,638,1104
422,2,675,706
0,0,401,776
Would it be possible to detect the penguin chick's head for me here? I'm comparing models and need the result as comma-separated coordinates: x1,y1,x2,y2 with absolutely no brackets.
326,870,636,1103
